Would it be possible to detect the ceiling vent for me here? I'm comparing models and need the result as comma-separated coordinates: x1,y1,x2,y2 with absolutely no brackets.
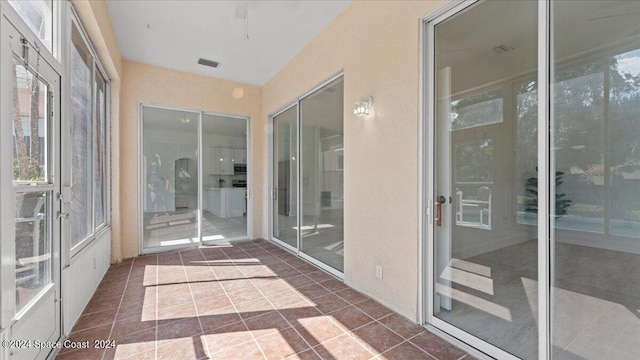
491,44,515,55
198,58,220,68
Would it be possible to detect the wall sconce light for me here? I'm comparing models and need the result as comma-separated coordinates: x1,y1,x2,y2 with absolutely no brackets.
353,97,373,117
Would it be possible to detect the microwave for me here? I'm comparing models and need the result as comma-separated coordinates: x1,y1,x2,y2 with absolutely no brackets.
234,163,247,175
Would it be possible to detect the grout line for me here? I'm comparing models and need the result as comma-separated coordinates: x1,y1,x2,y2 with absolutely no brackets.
227,244,325,359
234,242,379,359
176,250,213,360
101,258,135,360
196,247,269,359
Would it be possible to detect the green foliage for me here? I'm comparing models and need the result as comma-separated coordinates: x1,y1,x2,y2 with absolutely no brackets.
525,168,572,216
13,156,44,182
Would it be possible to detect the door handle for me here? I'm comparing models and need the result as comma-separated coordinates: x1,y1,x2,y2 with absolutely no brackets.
56,211,69,220
436,196,446,227
273,187,278,201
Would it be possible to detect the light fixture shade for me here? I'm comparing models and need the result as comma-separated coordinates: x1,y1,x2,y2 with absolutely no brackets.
354,97,373,116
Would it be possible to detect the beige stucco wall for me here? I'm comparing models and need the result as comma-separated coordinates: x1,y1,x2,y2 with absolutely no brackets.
262,0,445,321
119,60,264,259
71,0,124,263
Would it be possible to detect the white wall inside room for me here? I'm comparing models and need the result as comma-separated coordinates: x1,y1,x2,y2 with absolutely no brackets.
262,1,448,321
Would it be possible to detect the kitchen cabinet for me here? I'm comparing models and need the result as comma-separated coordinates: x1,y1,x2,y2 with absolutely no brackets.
233,149,247,164
226,188,246,217
203,188,246,218
209,147,235,175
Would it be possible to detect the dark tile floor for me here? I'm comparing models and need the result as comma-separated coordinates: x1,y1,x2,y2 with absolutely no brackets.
56,240,471,360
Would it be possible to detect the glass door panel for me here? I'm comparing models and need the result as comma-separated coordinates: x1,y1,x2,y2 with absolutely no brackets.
201,114,248,241
300,77,344,272
551,1,640,359
142,106,199,249
4,17,61,358
272,105,298,248
12,59,53,314
432,1,538,358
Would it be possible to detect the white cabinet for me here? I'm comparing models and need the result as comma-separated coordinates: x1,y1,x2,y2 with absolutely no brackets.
209,147,235,175
226,188,246,217
233,149,247,164
203,188,246,218
220,148,234,175
204,189,222,216
209,147,221,175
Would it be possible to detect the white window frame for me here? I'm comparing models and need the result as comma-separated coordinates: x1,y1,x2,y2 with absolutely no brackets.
67,5,111,259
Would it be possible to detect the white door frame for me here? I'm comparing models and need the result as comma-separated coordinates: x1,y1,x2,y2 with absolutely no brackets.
138,103,253,254
420,1,551,359
268,101,300,255
267,71,345,280
0,11,63,360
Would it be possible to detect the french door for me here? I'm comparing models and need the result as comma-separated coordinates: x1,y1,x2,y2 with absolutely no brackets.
1,15,61,360
426,1,640,359
269,74,345,277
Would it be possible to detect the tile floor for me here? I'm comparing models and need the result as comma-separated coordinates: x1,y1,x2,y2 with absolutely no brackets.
56,239,472,360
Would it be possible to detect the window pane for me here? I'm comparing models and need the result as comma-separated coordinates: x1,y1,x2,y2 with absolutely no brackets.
70,23,93,248
610,48,640,238
202,114,248,241
552,2,640,359
300,77,344,272
15,192,52,313
553,61,605,234
142,107,199,249
12,59,48,183
455,139,493,183
95,70,106,227
272,106,298,248
8,0,53,51
450,89,503,131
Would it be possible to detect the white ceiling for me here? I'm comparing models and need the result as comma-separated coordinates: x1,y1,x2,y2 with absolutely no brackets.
106,0,351,85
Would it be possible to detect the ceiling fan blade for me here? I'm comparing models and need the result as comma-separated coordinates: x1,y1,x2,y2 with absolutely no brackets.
588,9,640,21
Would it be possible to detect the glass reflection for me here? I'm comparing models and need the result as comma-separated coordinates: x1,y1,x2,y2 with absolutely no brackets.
142,107,199,248
300,77,344,272
273,106,298,248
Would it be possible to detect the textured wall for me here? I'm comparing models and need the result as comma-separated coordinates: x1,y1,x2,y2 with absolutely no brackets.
261,0,444,321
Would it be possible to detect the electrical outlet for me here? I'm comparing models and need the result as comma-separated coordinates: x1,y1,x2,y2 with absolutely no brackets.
376,265,383,280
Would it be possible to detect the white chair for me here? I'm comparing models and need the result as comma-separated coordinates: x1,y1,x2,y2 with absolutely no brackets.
456,186,491,229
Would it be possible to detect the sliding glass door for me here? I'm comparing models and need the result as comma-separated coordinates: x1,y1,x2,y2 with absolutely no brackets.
427,1,639,359
142,106,199,248
270,74,344,275
272,105,298,248
140,105,249,252
551,2,640,359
